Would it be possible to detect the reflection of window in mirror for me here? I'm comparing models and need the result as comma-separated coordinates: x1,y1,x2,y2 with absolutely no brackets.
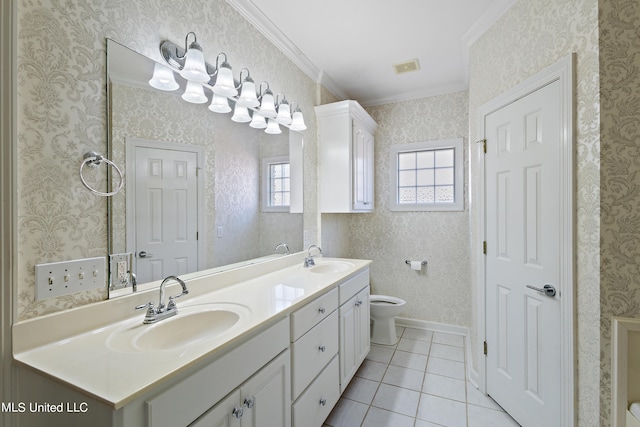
262,156,290,212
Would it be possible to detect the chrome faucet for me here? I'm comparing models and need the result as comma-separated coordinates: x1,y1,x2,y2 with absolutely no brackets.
274,242,290,255
304,245,322,268
135,275,189,324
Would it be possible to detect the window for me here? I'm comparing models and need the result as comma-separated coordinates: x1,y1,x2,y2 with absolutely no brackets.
262,156,290,212
390,138,464,211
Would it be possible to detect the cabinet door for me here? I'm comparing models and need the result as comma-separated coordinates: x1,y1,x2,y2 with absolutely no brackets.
339,296,358,390
339,287,371,392
240,350,291,427
352,120,374,211
189,390,242,427
355,287,371,366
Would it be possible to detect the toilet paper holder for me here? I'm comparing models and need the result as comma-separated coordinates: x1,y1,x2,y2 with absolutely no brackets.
405,260,427,266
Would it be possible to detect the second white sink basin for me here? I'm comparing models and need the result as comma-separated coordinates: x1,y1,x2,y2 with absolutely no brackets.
107,303,251,352
307,261,354,274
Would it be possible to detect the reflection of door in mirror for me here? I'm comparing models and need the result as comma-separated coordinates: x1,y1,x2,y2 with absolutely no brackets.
126,139,205,283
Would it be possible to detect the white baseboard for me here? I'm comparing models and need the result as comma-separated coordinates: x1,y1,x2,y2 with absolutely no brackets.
395,317,469,336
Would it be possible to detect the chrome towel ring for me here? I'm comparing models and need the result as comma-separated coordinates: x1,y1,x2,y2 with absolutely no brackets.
79,151,124,197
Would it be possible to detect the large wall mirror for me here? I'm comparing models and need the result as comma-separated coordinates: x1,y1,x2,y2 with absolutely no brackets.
106,39,303,297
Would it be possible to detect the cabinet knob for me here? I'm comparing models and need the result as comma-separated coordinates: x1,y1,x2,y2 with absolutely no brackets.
318,307,326,314
318,345,326,352
355,300,363,307
244,397,255,409
319,398,327,406
232,406,244,419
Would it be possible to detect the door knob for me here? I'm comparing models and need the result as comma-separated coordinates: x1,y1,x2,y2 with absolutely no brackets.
526,284,557,297
138,251,154,258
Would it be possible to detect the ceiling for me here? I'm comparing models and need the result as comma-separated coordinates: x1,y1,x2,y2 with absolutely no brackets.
227,0,515,106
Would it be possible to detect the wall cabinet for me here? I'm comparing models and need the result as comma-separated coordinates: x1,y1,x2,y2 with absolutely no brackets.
315,100,377,213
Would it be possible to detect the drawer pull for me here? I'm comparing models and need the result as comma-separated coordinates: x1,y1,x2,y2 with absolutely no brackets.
244,397,255,409
318,345,326,352
232,406,244,419
319,398,327,406
355,300,363,307
318,307,326,314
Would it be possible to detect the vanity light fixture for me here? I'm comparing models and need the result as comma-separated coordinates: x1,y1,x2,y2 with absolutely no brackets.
265,118,282,134
178,32,209,83
289,102,307,131
208,93,232,113
148,63,179,91
231,103,252,123
274,93,292,125
258,82,277,119
236,69,260,108
158,32,306,134
249,111,268,129
182,80,208,104
211,53,237,97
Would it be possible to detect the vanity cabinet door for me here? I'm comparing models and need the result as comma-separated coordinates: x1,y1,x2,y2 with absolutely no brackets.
339,286,370,392
189,391,242,427
240,350,291,427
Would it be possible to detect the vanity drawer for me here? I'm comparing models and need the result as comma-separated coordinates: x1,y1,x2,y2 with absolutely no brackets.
339,268,369,305
291,287,338,341
291,310,338,399
292,355,340,427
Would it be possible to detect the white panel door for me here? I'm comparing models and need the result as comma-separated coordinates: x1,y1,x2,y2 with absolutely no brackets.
485,80,562,427
135,146,199,283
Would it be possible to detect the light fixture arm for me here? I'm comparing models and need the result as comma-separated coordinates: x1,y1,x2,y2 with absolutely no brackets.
257,81,271,99
275,92,288,105
237,68,250,90
177,32,199,59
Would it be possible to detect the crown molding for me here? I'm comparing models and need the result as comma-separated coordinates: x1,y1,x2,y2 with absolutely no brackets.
460,0,516,82
360,82,469,108
226,0,348,101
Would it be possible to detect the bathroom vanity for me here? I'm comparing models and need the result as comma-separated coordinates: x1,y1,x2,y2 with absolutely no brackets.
12,254,370,427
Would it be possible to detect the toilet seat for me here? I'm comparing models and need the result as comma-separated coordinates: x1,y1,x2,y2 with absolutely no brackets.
370,295,405,305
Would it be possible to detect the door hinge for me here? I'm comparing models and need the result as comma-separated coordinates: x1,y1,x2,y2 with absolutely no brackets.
483,241,487,254
476,138,487,153
484,341,488,355
196,231,199,240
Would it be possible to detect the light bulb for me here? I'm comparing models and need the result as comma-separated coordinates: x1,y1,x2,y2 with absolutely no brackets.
289,110,307,131
265,119,282,134
259,89,277,119
149,63,179,91
180,42,209,83
236,77,259,108
181,80,208,104
249,112,267,129
208,93,231,113
231,104,251,123
212,60,237,97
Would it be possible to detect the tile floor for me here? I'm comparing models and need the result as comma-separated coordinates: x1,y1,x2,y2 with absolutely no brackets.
323,326,521,427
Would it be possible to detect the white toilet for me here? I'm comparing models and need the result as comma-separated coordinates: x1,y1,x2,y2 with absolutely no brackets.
370,295,407,345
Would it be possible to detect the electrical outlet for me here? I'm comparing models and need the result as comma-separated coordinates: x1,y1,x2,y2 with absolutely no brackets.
109,253,133,290
35,257,106,301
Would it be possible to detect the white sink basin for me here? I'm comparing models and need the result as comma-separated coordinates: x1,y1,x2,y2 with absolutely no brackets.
107,303,251,352
307,261,354,274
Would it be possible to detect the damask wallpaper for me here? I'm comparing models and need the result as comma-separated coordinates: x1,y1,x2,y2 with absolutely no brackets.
468,0,600,424
599,1,640,427
16,0,317,320
348,92,471,326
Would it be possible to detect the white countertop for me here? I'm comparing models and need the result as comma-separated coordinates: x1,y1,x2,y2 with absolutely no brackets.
13,255,371,409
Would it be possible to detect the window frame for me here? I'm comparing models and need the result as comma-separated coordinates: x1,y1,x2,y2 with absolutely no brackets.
389,138,464,212
262,156,291,213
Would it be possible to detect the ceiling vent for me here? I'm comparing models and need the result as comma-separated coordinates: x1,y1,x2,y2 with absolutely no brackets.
393,59,420,74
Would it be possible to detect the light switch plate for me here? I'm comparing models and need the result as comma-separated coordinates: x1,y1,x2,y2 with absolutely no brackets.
35,257,106,301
